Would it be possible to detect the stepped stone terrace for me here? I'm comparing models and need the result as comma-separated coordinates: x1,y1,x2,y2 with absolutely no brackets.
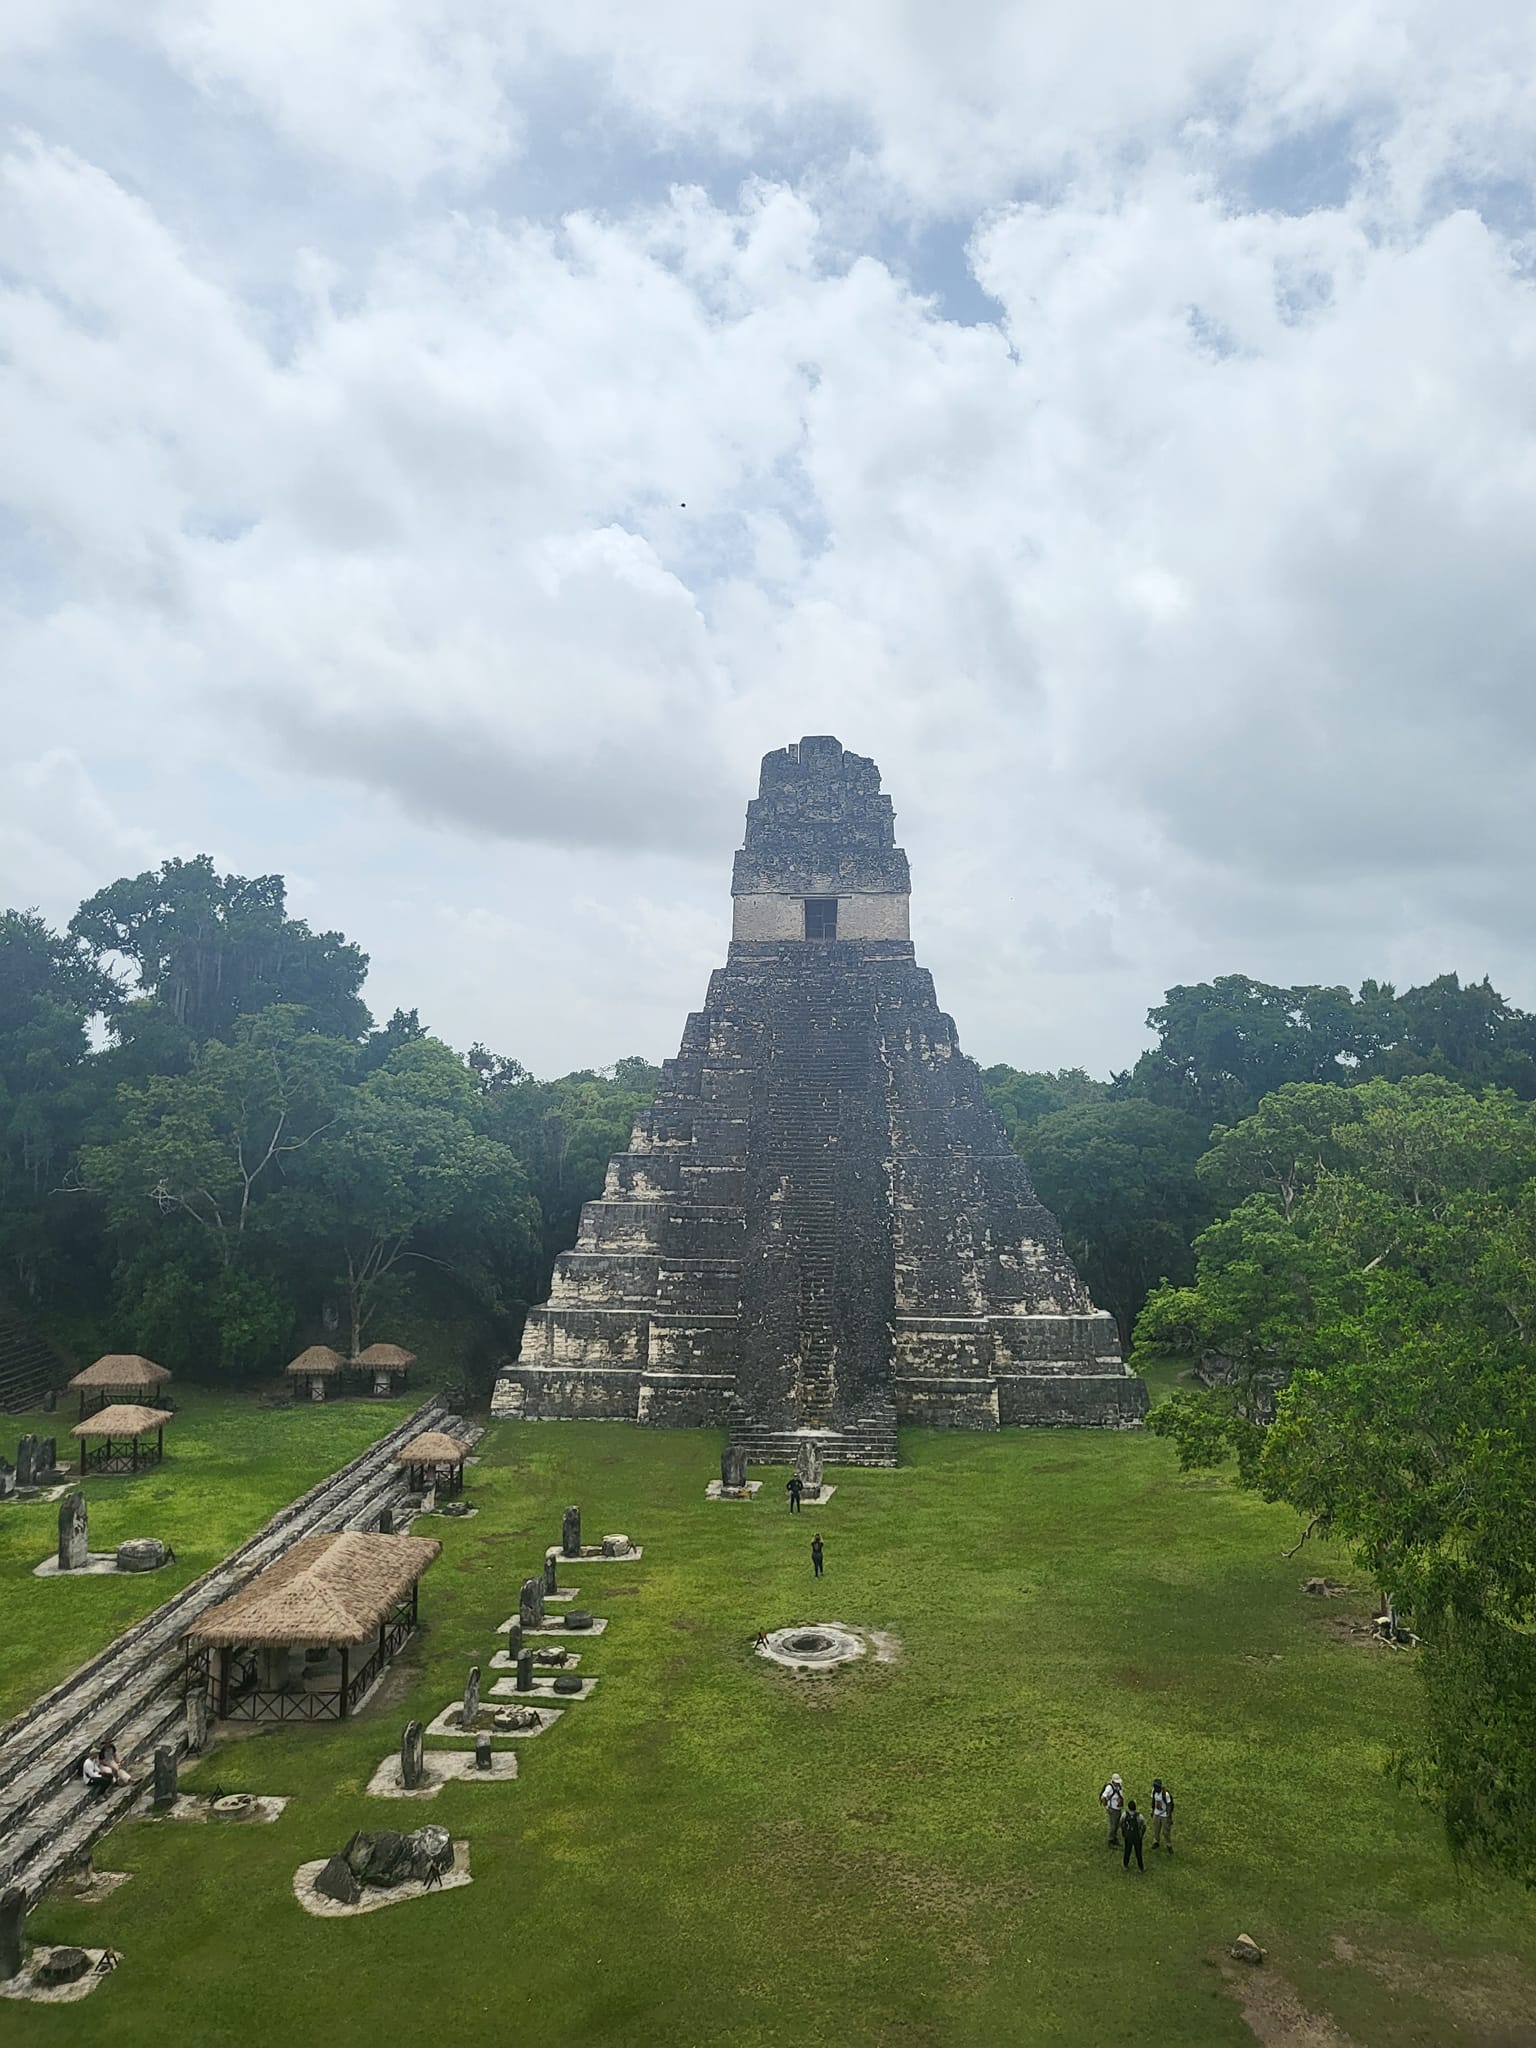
493,736,1145,1462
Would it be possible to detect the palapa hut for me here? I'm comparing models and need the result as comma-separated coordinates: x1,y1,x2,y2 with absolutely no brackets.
286,1343,346,1402
71,1403,172,1475
396,1428,468,1497
68,1353,172,1421
183,1530,441,1721
353,1340,415,1396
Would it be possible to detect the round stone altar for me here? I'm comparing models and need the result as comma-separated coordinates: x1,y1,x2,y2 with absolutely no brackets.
757,1623,866,1673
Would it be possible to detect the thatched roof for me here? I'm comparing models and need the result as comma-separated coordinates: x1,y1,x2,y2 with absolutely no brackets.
354,1342,416,1368
396,1430,467,1466
71,1404,173,1439
68,1354,171,1391
184,1531,442,1648
286,1344,346,1376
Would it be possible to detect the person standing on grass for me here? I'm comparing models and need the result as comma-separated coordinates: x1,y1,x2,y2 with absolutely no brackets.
811,1533,824,1578
1121,1800,1146,1872
1100,1772,1124,1845
1151,1779,1174,1851
787,1473,803,1514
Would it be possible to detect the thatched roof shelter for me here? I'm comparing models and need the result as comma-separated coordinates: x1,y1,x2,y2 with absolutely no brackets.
185,1531,442,1648
71,1403,173,1439
70,1402,173,1475
286,1344,345,1377
69,1354,172,1419
354,1343,416,1369
395,1430,467,1467
69,1354,171,1391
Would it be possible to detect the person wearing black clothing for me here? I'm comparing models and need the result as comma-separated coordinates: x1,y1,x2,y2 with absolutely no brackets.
811,1534,824,1577
787,1475,803,1513
1121,1800,1146,1871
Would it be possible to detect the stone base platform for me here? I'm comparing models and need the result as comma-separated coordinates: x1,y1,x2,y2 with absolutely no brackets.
489,1676,599,1702
160,1794,287,1824
293,1840,471,1917
490,1649,582,1672
705,1481,762,1500
367,1752,518,1798
495,1615,609,1638
425,1705,563,1740
34,1552,170,1579
0,1947,118,2004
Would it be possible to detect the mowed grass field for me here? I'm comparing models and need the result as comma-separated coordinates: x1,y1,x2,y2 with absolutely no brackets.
11,1399,1536,2047
0,1390,417,1727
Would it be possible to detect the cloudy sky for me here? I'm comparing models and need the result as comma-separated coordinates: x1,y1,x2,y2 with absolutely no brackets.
4,5,1536,1077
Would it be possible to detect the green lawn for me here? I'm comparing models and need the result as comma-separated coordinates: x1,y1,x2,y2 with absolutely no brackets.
0,1389,416,1726
11,1411,1536,2046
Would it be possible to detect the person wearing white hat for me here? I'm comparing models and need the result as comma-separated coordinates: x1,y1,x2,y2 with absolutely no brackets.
1099,1772,1125,1845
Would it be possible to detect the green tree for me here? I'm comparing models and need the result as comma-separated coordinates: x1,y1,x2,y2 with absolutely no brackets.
1138,1077,1536,1881
71,856,370,1042
981,1065,1106,1149
300,1037,539,1356
1018,1098,1209,1340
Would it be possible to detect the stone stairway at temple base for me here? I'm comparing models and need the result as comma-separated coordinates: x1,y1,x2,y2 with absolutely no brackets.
0,1304,68,1414
727,1413,898,1469
0,1397,478,1905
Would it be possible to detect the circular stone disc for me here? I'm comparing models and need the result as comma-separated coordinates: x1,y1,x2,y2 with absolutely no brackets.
758,1623,866,1673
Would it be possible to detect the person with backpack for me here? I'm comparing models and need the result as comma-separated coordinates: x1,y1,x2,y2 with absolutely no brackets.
1121,1799,1147,1871
1151,1779,1175,1851
787,1474,803,1514
1099,1772,1124,1845
811,1533,825,1577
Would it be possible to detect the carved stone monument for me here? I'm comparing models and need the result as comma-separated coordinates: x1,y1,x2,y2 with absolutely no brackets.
186,1691,210,1755
794,1440,824,1499
721,1446,748,1494
506,1620,523,1660
601,1533,631,1557
461,1665,481,1730
561,1505,581,1557
400,1719,425,1790
58,1491,88,1572
0,1885,24,1983
515,1649,533,1692
152,1745,177,1808
543,1549,559,1594
493,736,1144,1451
519,1577,545,1629
117,1538,167,1573
0,1456,13,1500
15,1435,41,1489
377,1506,394,1534
475,1732,493,1771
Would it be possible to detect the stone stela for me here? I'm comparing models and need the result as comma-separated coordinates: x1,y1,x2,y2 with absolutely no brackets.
494,735,1145,1459
57,1491,88,1572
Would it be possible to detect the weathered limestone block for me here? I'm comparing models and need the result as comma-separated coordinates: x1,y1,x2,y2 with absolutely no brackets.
721,1446,748,1492
400,1719,425,1790
561,1505,581,1557
519,1578,545,1629
152,1745,177,1808
58,1491,88,1571
116,1538,167,1572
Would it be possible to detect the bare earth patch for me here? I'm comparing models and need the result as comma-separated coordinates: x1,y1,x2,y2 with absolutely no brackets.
1218,1956,1361,2046
1330,1932,1536,2042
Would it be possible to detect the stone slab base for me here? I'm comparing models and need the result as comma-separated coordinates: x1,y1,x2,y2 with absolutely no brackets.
543,1588,580,1603
425,1705,563,1740
293,1840,471,1916
55,1868,133,1905
34,1552,168,1579
488,1676,599,1701
0,1484,73,1509
489,1649,582,1672
0,1948,118,2003
562,1545,643,1561
781,1486,837,1507
494,1615,609,1638
367,1752,518,1798
161,1794,288,1824
705,1481,761,1500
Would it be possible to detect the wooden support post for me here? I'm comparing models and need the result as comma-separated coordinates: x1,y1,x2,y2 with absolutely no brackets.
339,1645,350,1717
218,1648,230,1718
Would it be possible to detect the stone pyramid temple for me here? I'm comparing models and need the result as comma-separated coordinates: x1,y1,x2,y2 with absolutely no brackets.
492,736,1146,1461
